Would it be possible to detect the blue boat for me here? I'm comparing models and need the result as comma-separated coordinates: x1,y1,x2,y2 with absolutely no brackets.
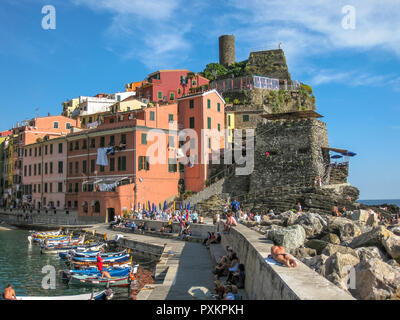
71,253,130,263
62,266,136,280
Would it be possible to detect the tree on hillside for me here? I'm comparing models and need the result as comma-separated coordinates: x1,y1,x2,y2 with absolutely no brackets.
200,63,227,81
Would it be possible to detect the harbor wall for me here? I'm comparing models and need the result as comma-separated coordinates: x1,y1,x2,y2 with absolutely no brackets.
217,222,355,300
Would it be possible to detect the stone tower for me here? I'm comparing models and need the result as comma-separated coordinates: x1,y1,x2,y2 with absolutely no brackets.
219,35,235,67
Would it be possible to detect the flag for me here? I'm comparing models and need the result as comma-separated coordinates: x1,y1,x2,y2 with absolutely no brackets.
159,203,161,211
187,201,191,211
173,201,176,211
194,204,196,211
179,202,182,211
163,200,167,211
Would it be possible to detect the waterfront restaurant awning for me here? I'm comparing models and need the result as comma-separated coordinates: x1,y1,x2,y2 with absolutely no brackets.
322,147,357,157
260,110,324,120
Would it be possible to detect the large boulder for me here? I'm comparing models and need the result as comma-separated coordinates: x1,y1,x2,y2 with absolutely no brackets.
302,254,329,273
327,217,361,240
305,239,329,255
349,226,392,249
290,247,317,260
265,224,306,251
322,252,360,291
322,244,358,259
292,212,327,237
355,246,387,262
321,233,341,245
352,258,400,300
381,234,400,262
389,226,400,237
351,209,379,227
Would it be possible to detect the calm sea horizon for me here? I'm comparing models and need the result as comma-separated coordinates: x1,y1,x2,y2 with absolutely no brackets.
358,199,400,207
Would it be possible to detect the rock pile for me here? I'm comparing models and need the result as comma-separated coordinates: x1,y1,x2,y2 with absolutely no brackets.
247,208,400,300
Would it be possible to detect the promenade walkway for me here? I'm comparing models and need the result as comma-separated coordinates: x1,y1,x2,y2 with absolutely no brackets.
88,224,215,300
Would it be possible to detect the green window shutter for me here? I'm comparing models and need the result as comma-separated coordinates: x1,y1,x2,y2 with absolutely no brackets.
228,115,231,126
145,156,150,170
243,115,249,122
217,103,220,112
91,159,95,173
141,133,147,145
207,99,211,109
122,156,126,171
189,100,194,109
110,158,115,172
150,111,155,121
189,117,195,128
170,92,175,100
208,117,211,129
158,91,163,100
218,124,220,131
118,157,121,171
138,156,143,171
168,114,174,122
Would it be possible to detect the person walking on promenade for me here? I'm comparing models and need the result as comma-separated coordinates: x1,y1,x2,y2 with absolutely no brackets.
231,199,240,220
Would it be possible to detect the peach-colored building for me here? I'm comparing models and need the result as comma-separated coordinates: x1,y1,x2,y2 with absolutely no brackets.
178,90,226,192
4,115,77,208
22,137,68,209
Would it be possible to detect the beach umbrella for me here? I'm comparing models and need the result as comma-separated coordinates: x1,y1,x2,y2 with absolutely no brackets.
331,155,343,159
134,204,136,211
341,151,357,157
148,201,151,211
194,204,197,211
179,202,182,211
163,201,167,211
187,201,191,211
159,203,161,211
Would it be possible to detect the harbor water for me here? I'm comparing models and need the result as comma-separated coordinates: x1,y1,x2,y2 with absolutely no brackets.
0,229,153,299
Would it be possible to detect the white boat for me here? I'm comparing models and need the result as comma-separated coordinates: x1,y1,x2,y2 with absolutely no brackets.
15,289,113,300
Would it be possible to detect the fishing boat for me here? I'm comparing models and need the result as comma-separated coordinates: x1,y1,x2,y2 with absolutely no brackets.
69,258,133,269
71,253,130,263
68,267,138,287
13,289,113,300
60,249,127,260
61,266,136,280
41,241,105,255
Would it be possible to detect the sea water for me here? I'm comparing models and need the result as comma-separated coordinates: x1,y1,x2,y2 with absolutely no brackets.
0,229,150,299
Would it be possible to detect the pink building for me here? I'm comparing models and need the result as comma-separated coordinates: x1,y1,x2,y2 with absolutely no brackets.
22,137,67,209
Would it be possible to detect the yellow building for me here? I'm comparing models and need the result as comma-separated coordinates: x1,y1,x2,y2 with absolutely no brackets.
125,81,148,92
110,96,147,113
79,112,108,129
62,98,80,117
225,112,235,143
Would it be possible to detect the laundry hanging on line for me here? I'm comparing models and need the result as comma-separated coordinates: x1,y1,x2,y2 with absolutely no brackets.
96,147,115,166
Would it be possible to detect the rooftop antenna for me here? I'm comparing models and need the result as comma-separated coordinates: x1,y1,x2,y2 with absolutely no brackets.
278,42,282,50
35,107,39,119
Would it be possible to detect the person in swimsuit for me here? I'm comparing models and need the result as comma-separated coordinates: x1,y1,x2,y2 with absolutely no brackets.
271,243,298,268
4,284,17,300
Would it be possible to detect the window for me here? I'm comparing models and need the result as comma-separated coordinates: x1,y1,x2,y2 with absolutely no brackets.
24,149,27,157
50,162,53,174
66,123,71,130
218,124,221,132
208,138,211,149
110,118,115,124
82,160,87,173
34,184,36,193
58,182,62,193
24,166,27,177
141,133,147,145
74,183,79,193
228,115,231,126
29,148,32,157
58,161,63,174
44,183,48,193
192,80,197,86
69,142,73,151
58,143,63,153
207,117,211,129
68,183,72,193
45,145,48,155
217,103,221,112
38,147,41,156
75,161,79,174
100,137,105,147
29,165,31,176
109,135,115,146
53,122,59,129
243,114,250,122
189,117,195,129
91,159,95,173
90,138,95,148
34,147,37,157
50,144,53,154
89,117,93,123
189,99,194,109
69,162,72,175
38,184,41,193
121,134,126,145
49,183,53,193
138,156,150,171
100,165,104,172
110,158,115,172
158,91,163,100
168,114,174,122
179,162,184,173
150,111,155,121
45,163,48,175
169,92,175,100
178,88,182,95
168,158,177,173
67,201,71,208
168,136,175,148
207,99,211,109
118,156,126,171
34,164,37,176
75,141,79,150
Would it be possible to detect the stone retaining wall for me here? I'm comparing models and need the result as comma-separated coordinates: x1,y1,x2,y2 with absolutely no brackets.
218,222,354,300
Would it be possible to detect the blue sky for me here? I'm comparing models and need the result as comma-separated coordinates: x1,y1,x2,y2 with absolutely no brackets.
0,0,399,200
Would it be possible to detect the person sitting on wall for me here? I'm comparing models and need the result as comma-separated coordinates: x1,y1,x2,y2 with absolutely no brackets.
229,263,245,289
213,275,225,300
224,213,238,233
214,249,235,277
137,222,146,233
295,202,303,213
270,241,298,268
332,206,341,217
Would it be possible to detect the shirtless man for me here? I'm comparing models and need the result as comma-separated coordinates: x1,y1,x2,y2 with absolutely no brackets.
271,243,298,268
4,284,17,300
